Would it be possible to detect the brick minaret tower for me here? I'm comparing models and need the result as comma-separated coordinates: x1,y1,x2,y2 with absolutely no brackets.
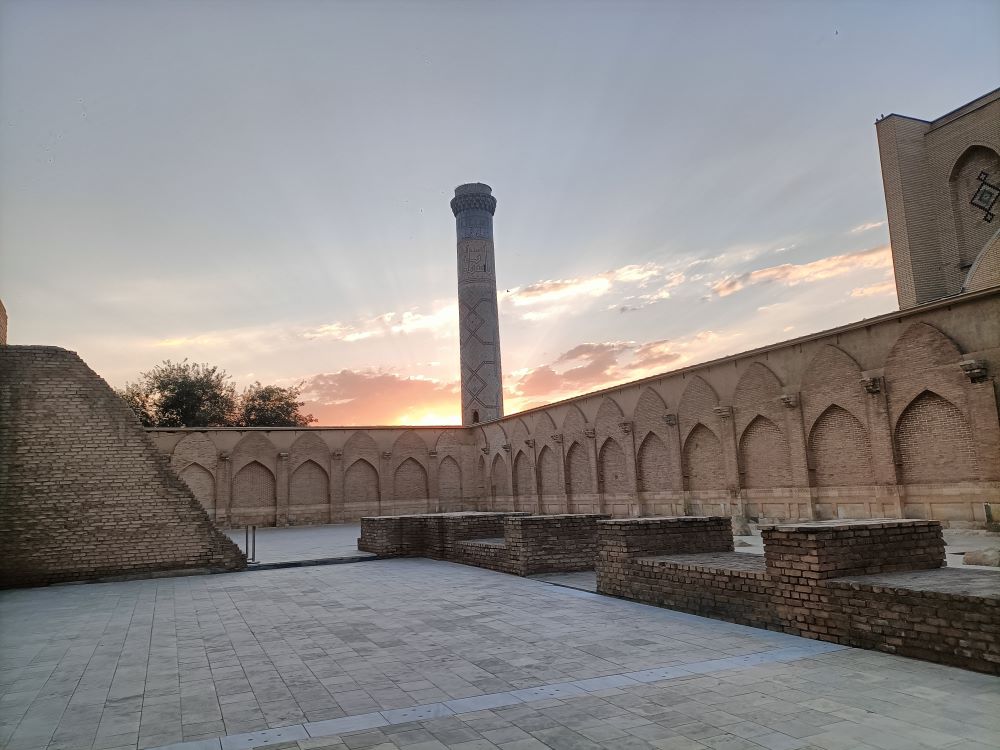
451,183,504,425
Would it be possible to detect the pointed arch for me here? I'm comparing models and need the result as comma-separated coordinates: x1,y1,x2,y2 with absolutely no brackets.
232,460,277,525
738,415,791,488
491,454,510,498
949,145,1000,268
534,410,557,436
513,450,534,508
598,437,629,495
180,463,215,516
477,455,486,498
566,441,592,500
595,397,625,432
171,432,218,473
561,404,587,434
885,323,962,381
393,457,429,513
289,459,330,523
438,456,463,511
683,423,725,491
344,458,379,519
634,387,668,434
808,405,874,487
343,430,379,468
290,433,329,471
231,433,278,475
678,375,719,441
733,362,782,409
392,429,429,460
637,432,671,492
895,391,978,484
537,445,560,498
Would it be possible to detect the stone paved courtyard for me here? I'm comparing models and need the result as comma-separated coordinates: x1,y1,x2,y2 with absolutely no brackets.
1,559,998,750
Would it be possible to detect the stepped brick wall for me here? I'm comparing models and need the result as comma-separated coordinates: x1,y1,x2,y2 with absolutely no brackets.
358,512,607,575
149,287,1000,529
595,517,999,675
0,346,245,587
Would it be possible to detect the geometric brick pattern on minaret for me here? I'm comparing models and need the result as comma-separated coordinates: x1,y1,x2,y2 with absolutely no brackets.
452,182,504,425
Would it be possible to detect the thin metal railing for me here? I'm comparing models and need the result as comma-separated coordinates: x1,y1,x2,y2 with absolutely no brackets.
244,525,257,563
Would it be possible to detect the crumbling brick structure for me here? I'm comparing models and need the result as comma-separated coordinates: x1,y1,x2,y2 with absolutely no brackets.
596,517,999,675
358,512,608,575
0,346,246,587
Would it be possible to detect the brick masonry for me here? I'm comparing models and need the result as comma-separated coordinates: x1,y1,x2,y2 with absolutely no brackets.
149,287,1000,529
358,512,609,576
0,346,246,587
596,516,999,675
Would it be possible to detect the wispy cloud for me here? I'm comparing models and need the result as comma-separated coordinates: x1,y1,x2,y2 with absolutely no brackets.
709,245,891,297
850,220,886,234
850,277,897,298
302,303,458,342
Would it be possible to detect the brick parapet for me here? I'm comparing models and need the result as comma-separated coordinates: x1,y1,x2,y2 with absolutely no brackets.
358,512,606,575
761,519,945,579
595,516,997,674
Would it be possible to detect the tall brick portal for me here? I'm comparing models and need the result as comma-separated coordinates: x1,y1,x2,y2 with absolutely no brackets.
0,346,246,587
452,183,504,426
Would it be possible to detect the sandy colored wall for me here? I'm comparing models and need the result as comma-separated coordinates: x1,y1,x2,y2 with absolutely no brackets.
151,287,1000,529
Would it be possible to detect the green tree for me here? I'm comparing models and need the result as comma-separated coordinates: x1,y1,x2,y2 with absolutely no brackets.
119,359,237,427
235,382,316,427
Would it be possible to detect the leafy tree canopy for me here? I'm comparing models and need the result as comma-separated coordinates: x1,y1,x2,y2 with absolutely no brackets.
119,360,315,428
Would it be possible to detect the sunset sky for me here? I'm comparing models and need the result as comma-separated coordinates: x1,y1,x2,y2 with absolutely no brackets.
2,0,998,425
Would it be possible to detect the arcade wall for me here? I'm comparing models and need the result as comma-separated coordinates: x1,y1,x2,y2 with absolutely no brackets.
149,287,1000,528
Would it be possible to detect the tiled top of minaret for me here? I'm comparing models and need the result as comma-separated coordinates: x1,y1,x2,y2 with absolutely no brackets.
451,183,497,216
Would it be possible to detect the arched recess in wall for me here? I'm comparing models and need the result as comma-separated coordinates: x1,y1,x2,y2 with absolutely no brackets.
598,438,629,494
171,432,218,476
477,455,486,498
513,450,534,508
733,362,782,412
393,457,429,513
808,405,875,487
566,441,592,503
344,459,379,518
739,415,791,488
683,424,725,491
491,454,510,497
884,323,963,386
537,445,560,497
595,397,625,434
678,375,719,441
180,463,215,516
895,391,979,484
950,145,1000,269
637,432,671,492
232,460,277,526
438,456,462,510
289,459,330,522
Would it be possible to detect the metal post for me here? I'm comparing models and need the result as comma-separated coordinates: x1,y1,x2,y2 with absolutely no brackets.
251,525,256,563
245,526,249,557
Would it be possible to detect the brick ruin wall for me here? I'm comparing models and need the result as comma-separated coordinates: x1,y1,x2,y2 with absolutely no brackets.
596,518,999,675
358,512,608,576
149,288,1000,529
0,346,245,587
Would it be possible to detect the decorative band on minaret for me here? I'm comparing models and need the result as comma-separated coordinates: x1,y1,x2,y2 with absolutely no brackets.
451,183,503,426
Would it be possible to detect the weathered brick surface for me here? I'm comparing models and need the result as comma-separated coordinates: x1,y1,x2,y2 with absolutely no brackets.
596,517,998,675
0,346,245,587
358,512,607,576
150,288,1000,529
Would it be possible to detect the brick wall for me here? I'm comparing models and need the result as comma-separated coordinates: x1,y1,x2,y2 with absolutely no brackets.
0,346,245,587
358,512,607,576
148,287,1000,529
595,517,998,675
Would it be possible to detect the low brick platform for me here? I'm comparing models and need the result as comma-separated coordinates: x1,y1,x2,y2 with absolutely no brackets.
358,512,609,575
596,517,999,675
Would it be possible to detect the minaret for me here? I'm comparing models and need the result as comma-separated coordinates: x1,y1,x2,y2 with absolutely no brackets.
451,183,504,425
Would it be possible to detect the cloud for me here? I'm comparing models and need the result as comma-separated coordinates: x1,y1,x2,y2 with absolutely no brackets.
850,278,897,298
850,220,886,234
506,330,735,409
709,245,891,297
302,369,460,425
501,263,668,320
302,303,458,342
